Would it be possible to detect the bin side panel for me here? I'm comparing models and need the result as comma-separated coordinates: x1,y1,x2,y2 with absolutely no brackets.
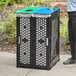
51,13,59,60
36,18,47,66
19,17,30,64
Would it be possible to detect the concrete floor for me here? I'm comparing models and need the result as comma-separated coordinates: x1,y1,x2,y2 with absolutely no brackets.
0,52,76,76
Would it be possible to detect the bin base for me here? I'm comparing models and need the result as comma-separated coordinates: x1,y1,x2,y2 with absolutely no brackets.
17,56,60,70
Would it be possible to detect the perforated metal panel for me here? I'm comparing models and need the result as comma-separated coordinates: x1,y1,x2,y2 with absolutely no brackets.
51,18,58,59
19,17,30,64
36,18,47,66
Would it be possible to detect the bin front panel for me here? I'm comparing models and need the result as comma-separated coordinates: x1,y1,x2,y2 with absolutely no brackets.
51,18,58,60
20,17,30,64
36,18,47,66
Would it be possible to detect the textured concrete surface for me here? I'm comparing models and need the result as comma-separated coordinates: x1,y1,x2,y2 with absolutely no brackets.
0,52,31,76
0,52,76,76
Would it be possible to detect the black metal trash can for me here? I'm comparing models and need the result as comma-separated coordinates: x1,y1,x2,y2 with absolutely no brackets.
16,7,60,70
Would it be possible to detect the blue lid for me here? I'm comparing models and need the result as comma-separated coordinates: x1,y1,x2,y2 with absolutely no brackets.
34,7,60,15
39,7,50,10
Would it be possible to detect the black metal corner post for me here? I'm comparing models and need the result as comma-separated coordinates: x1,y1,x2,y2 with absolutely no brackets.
30,17,36,67
57,11,60,56
49,13,54,62
16,17,20,67
46,17,52,69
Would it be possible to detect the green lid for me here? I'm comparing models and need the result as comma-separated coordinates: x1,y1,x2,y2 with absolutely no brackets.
16,7,41,14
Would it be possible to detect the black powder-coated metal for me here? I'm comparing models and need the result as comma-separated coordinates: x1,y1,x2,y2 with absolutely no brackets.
16,10,60,70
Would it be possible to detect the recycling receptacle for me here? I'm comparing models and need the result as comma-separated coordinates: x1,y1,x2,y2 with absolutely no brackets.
16,7,60,70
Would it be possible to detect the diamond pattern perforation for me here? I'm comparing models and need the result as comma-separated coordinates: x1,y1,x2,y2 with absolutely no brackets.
19,17,30,64
36,18,47,66
51,18,58,58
